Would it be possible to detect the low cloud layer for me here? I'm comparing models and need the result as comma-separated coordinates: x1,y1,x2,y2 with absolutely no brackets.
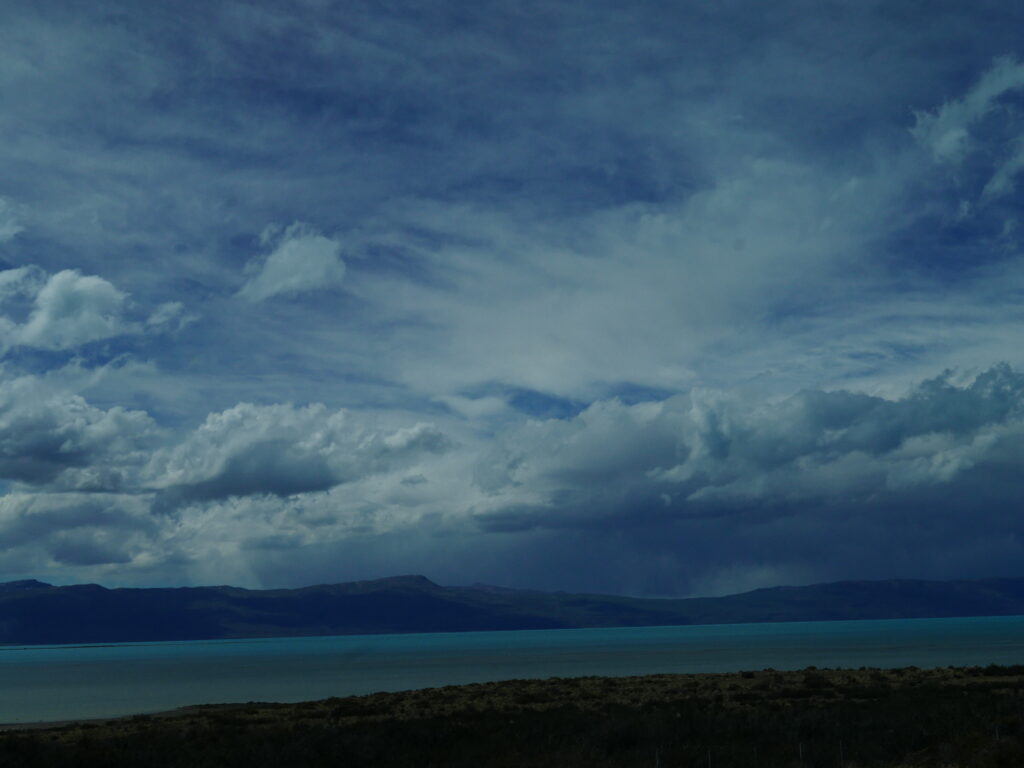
476,365,1024,525
0,364,1022,594
146,402,450,505
0,373,159,490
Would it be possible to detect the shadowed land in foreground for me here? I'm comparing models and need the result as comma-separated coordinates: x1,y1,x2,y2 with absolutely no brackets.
2,664,1024,766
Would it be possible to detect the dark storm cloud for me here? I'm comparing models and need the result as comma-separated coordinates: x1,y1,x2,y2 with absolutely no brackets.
155,440,338,507
147,403,452,505
0,376,159,489
0,493,155,577
464,366,1024,592
477,365,1024,526
50,530,135,566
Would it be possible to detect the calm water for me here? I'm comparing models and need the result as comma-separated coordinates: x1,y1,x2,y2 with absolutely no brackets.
2,614,1024,724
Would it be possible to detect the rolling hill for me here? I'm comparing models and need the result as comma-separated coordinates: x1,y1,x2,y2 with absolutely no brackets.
2,574,1024,645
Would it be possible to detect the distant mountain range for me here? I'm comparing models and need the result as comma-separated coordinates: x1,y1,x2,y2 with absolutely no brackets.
2,575,1024,646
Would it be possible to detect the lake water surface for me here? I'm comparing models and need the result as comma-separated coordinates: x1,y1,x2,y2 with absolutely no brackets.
3,614,1024,724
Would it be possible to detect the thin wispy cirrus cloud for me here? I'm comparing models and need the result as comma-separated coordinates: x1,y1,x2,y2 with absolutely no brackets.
1,0,1024,596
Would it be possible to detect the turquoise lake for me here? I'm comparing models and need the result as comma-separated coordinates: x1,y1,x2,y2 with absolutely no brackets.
3,614,1024,724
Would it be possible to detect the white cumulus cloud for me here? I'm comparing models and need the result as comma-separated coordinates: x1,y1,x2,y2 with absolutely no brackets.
237,223,346,302
0,267,189,353
17,269,130,350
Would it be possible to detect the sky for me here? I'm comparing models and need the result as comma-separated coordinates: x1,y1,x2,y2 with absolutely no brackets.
3,1,1024,596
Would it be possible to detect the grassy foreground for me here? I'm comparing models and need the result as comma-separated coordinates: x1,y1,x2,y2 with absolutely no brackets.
2,664,1023,767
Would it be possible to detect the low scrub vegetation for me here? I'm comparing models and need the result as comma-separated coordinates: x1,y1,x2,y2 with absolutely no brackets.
2,664,1023,766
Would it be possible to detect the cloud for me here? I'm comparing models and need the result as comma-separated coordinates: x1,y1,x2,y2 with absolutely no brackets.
454,365,1024,591
146,402,451,504
0,373,160,489
0,198,22,242
911,55,1024,213
237,223,346,302
911,55,1024,165
982,139,1024,201
0,267,137,352
3,364,1024,594
16,269,132,350
0,266,44,302
146,301,196,332
349,156,892,400
5,4,1024,412
476,365,1024,524
3,4,1024,594
0,492,156,574
0,267,191,354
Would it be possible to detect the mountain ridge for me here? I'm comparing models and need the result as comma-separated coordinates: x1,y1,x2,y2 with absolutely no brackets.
2,575,1023,646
